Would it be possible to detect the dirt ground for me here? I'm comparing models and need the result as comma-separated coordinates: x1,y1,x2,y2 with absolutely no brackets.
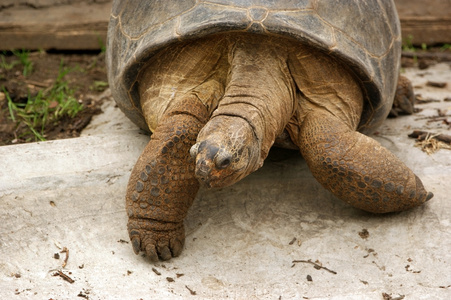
0,51,107,145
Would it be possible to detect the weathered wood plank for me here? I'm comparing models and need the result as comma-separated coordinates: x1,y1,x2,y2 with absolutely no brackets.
400,18,451,45
395,0,451,45
0,1,111,50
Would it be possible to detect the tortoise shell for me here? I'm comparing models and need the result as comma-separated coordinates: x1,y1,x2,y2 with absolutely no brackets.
106,0,401,134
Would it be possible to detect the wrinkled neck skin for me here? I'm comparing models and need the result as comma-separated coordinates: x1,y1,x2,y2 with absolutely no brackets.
190,34,296,188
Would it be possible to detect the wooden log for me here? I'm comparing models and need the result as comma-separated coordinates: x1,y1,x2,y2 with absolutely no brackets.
0,1,111,50
395,0,451,45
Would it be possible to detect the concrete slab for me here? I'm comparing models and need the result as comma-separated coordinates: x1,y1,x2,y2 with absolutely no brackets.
1,63,450,299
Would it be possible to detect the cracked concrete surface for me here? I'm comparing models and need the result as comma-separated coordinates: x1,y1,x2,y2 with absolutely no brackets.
1,63,450,299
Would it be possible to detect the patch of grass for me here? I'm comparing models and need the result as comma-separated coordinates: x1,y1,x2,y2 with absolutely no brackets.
441,44,451,51
13,50,33,76
90,80,108,92
1,50,34,76
1,52,20,70
402,35,416,52
4,60,83,142
401,35,432,64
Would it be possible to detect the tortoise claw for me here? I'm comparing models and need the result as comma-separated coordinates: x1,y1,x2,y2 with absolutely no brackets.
131,236,141,255
145,243,159,262
127,218,186,261
170,237,184,257
157,245,172,261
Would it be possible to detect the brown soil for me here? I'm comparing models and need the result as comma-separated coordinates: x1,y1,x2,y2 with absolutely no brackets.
0,51,107,146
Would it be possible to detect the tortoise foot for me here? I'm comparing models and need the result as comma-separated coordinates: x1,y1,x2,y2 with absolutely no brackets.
297,111,433,213
128,218,185,261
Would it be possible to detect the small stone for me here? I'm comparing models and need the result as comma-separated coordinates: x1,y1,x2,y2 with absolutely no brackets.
426,81,447,88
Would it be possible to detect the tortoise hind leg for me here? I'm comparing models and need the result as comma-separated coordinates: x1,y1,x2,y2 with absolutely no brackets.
296,110,433,213
126,97,208,261
389,75,415,117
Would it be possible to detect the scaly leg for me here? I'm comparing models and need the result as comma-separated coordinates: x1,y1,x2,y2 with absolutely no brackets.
287,43,432,213
297,109,433,213
126,97,208,261
126,36,228,261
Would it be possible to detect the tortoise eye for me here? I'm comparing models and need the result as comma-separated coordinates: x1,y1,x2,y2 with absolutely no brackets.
215,155,232,169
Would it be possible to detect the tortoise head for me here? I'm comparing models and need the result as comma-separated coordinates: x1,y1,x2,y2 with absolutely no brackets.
190,115,262,188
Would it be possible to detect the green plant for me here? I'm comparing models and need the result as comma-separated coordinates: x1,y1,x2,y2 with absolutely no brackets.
11,50,34,76
4,60,84,142
402,35,415,52
441,44,451,51
402,35,420,64
98,36,106,54
0,52,20,70
90,80,109,92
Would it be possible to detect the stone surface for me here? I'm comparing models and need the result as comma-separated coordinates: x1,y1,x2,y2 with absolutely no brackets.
0,63,450,299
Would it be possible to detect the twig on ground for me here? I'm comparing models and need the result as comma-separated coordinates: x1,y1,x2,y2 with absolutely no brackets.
292,259,337,274
53,270,75,283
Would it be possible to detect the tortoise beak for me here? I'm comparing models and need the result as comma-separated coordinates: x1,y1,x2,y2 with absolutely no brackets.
194,157,215,188
191,141,217,187
191,141,233,188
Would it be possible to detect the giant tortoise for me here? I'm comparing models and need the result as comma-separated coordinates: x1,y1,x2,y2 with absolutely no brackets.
106,0,433,261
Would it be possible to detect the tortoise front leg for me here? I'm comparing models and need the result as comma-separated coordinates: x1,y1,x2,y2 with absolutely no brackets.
126,97,208,261
297,110,433,213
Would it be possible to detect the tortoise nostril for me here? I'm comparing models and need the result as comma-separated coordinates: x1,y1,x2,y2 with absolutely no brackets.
215,155,232,169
